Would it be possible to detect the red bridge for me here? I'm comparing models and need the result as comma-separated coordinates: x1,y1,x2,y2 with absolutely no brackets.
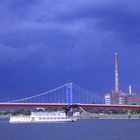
0,103,140,110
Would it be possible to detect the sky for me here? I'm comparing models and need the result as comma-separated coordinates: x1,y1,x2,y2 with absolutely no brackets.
0,0,140,99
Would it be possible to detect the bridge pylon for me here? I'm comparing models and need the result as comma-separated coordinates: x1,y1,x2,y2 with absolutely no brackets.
65,83,73,116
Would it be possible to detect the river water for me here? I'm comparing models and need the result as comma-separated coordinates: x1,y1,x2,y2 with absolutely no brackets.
0,119,140,140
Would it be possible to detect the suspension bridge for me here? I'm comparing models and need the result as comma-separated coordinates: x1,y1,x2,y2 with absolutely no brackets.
0,83,140,110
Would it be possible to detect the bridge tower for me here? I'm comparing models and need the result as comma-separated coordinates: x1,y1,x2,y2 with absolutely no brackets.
66,83,73,104
65,83,73,116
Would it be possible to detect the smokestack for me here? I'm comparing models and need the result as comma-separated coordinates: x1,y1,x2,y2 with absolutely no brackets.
114,52,119,94
129,85,132,95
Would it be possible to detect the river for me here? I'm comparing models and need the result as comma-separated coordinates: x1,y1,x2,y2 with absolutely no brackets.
0,119,140,140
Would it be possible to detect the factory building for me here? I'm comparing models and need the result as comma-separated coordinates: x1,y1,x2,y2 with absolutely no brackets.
125,85,140,105
105,91,119,105
126,94,140,105
105,53,140,105
119,94,127,105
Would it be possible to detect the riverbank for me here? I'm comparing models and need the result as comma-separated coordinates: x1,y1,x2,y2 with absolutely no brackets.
1,113,140,120
78,113,140,119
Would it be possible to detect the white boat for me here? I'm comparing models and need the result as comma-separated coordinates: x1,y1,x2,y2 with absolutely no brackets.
9,112,77,123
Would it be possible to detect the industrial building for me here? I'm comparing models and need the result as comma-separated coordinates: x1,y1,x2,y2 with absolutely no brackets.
105,91,119,105
105,53,140,105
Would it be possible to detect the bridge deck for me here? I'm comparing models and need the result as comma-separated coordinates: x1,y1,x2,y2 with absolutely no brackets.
0,103,140,110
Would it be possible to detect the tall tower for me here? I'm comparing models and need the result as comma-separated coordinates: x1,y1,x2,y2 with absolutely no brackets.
129,85,132,95
114,52,119,94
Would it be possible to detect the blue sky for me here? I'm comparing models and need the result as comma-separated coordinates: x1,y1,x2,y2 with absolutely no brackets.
0,0,140,99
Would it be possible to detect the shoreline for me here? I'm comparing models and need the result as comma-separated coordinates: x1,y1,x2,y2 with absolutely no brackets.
1,114,140,120
77,114,140,119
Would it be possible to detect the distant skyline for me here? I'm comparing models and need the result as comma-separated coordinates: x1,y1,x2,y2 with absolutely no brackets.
0,0,140,99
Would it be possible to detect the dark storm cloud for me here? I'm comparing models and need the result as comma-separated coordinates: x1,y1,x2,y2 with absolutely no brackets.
0,0,140,97
50,0,140,44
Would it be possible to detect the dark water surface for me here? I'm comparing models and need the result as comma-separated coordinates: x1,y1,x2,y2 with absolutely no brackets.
0,119,140,140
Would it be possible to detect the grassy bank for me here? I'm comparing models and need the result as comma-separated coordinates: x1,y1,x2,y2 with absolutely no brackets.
78,113,140,119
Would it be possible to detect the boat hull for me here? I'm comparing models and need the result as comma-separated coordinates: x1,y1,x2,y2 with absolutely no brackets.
9,112,77,123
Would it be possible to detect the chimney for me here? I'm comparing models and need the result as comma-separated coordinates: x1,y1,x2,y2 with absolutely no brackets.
129,85,132,95
114,52,119,94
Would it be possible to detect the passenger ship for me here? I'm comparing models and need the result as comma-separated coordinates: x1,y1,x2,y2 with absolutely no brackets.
9,112,77,123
